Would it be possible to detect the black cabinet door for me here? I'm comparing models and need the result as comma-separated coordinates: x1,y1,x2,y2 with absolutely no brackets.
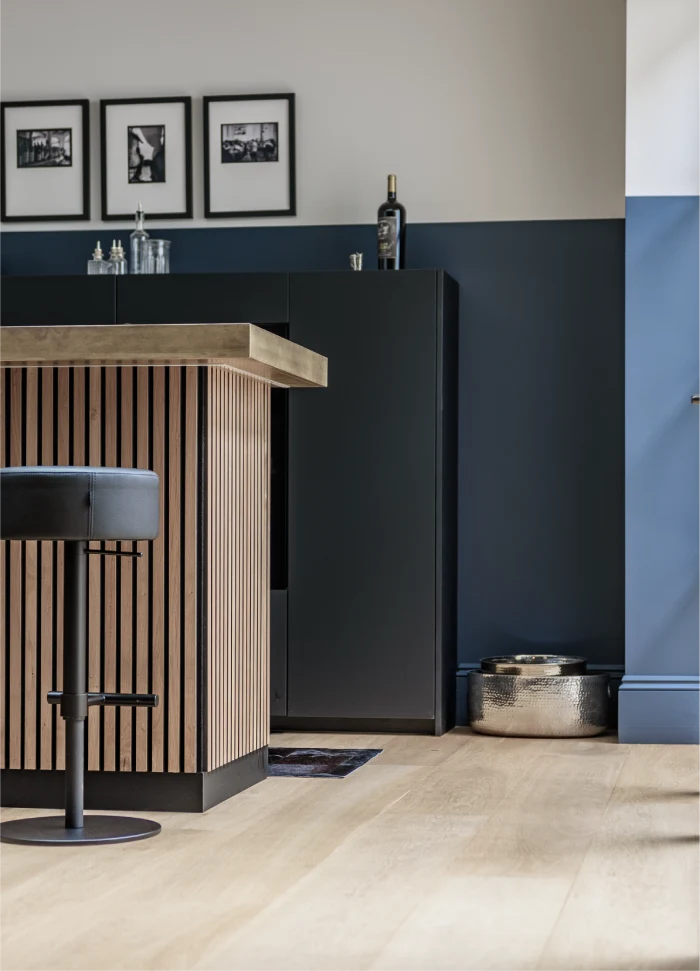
116,273,288,324
1,276,116,326
288,271,439,719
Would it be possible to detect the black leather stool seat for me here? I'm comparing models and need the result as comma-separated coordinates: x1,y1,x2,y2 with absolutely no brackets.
0,466,159,542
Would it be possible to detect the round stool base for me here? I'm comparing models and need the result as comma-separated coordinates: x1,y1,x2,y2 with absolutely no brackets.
0,814,161,846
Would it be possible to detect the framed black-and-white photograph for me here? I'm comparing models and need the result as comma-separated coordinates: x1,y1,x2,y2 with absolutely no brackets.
100,96,192,220
1,99,89,222
204,94,295,218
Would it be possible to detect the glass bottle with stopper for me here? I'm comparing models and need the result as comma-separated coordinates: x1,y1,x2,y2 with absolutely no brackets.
87,240,111,275
108,239,128,275
130,201,151,274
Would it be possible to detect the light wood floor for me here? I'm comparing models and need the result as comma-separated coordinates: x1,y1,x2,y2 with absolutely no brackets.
1,730,698,971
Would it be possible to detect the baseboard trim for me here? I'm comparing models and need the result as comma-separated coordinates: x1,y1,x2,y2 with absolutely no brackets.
618,675,699,744
0,746,268,813
271,717,436,735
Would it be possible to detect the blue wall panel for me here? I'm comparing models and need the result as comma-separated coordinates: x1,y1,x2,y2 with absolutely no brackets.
620,196,699,742
1,219,626,672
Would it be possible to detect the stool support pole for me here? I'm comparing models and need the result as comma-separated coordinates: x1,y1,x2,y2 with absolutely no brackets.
63,540,87,830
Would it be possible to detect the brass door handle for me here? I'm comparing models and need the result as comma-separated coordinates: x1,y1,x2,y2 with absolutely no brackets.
693,395,700,404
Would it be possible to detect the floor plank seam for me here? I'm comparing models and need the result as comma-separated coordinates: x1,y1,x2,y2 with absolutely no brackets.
534,743,633,969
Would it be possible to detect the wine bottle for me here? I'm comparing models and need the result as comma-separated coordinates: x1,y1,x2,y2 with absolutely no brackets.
130,200,150,274
377,174,406,270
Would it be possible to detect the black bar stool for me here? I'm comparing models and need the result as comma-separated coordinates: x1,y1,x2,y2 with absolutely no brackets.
0,466,161,846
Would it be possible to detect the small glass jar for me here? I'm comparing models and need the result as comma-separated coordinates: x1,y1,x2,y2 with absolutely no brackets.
150,239,171,274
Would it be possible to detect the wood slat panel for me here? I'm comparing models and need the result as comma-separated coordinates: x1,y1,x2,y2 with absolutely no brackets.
103,368,118,772
183,367,197,773
0,368,5,770
8,369,23,769
23,368,38,769
55,368,70,770
87,366,102,770
151,368,166,773
135,366,150,772
168,367,181,772
1,365,198,774
206,368,270,771
119,367,134,772
39,369,54,769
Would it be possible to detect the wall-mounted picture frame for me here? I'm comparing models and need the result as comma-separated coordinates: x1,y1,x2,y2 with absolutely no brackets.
203,93,296,218
1,99,90,222
100,96,192,221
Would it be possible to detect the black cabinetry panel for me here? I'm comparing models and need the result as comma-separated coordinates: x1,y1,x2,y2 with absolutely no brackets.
288,271,442,721
1,276,115,327
116,273,288,325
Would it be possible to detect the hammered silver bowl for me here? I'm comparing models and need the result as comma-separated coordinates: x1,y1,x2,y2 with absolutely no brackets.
468,654,609,738
480,654,587,677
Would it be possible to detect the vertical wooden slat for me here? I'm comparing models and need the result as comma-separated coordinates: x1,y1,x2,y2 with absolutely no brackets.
235,374,242,762
39,368,54,769
135,367,149,771
119,367,134,771
23,369,38,769
102,368,118,771
228,370,234,765
225,371,230,764
207,368,215,772
9,369,23,769
183,367,197,772
265,383,271,748
87,367,102,770
214,368,221,771
151,367,166,772
168,367,181,772
54,368,70,770
0,369,6,770
244,375,252,758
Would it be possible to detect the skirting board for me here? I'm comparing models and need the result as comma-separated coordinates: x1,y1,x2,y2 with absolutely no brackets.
618,676,700,744
0,746,267,813
271,717,437,735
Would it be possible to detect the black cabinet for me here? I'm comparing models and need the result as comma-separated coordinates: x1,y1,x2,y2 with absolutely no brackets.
116,273,288,325
281,270,458,734
1,276,115,327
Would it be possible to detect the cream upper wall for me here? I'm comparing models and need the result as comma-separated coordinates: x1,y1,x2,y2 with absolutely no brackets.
626,0,700,196
1,0,625,231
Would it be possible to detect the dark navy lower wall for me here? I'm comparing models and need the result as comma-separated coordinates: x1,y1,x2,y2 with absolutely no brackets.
620,196,699,743
1,219,626,675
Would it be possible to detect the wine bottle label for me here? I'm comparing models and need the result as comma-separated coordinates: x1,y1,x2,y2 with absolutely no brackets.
378,216,397,259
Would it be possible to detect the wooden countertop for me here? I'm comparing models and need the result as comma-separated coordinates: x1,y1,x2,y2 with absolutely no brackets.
0,323,327,389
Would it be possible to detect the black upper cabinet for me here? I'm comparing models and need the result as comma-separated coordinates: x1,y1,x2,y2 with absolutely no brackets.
116,273,288,325
1,276,115,327
286,271,458,732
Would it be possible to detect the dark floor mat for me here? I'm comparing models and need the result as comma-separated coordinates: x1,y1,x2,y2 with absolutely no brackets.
268,747,382,778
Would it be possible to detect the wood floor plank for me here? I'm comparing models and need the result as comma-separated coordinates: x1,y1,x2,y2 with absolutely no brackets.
0,734,697,971
538,745,700,971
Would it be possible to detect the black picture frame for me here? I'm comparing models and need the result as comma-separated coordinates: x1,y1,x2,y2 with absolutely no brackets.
1,99,90,223
100,96,193,221
203,93,296,218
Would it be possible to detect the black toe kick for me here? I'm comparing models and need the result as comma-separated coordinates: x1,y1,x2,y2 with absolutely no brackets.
1,747,267,814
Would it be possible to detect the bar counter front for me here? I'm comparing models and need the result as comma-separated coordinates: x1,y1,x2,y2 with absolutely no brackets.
0,323,328,811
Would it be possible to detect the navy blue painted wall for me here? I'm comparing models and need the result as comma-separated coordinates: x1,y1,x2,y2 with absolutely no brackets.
1,219,626,668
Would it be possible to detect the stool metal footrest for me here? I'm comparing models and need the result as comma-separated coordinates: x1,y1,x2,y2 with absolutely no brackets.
47,691,159,708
